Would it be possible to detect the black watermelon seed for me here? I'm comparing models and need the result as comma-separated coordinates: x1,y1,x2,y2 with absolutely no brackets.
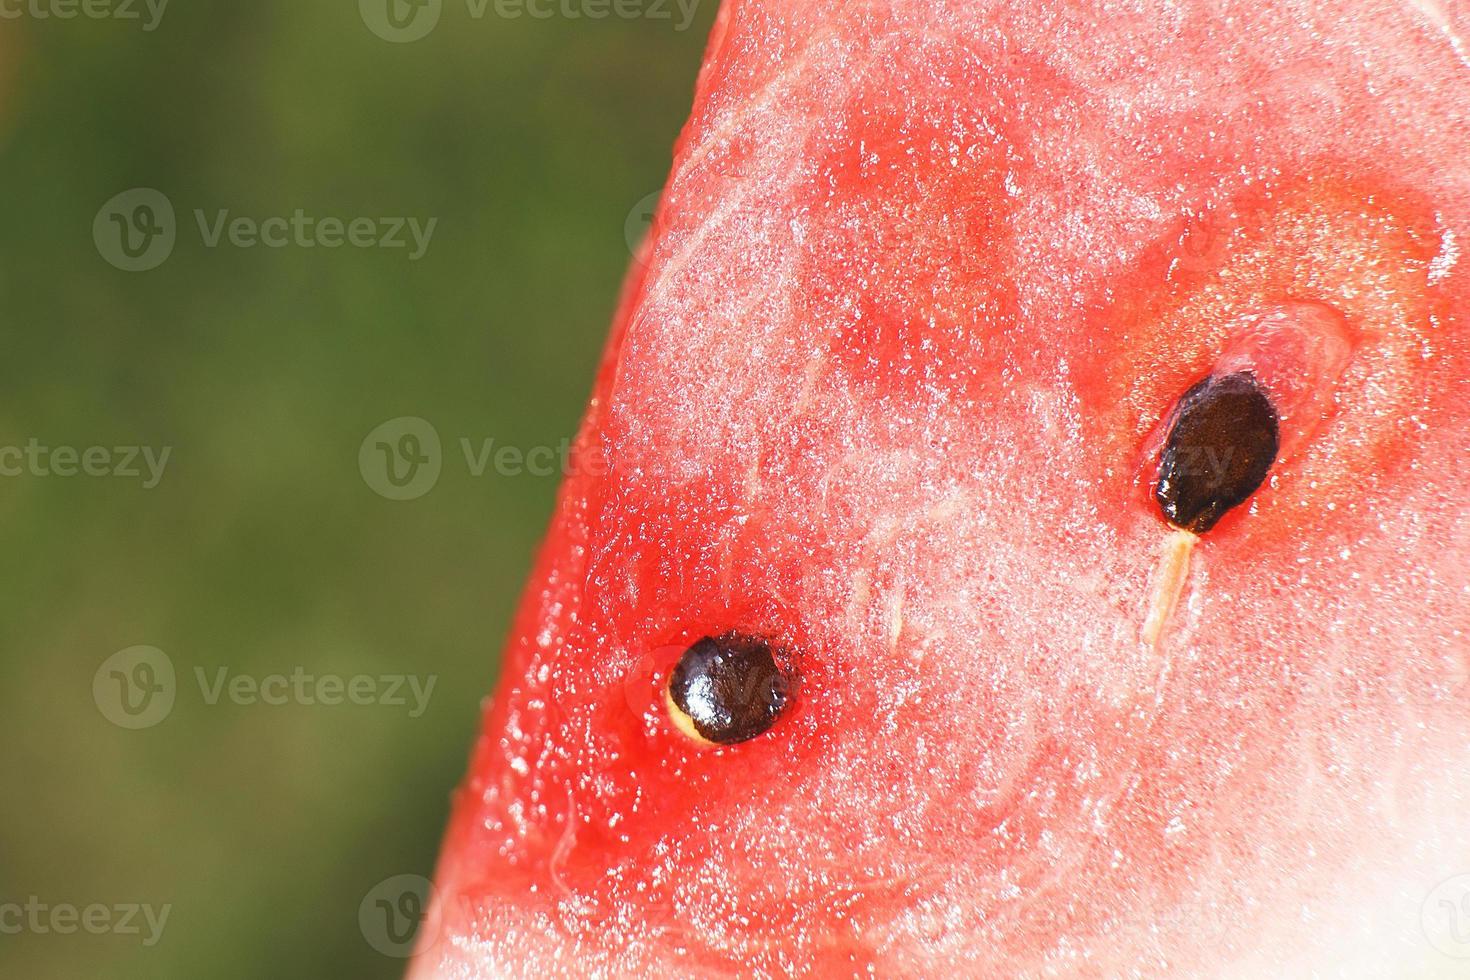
1154,371,1280,535
668,634,790,745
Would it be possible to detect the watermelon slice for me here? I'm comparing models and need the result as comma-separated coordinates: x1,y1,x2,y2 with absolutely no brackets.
410,1,1470,975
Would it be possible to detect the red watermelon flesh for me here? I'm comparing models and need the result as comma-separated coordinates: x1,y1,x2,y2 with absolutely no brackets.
411,1,1470,976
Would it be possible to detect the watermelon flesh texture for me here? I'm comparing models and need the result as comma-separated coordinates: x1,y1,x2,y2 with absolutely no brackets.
412,1,1470,976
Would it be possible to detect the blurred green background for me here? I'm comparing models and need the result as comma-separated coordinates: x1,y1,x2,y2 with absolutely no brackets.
0,2,713,977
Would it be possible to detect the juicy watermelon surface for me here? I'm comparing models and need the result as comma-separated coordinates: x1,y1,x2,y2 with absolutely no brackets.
413,1,1470,976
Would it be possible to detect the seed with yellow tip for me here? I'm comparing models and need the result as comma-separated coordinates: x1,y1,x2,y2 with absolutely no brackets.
666,634,791,745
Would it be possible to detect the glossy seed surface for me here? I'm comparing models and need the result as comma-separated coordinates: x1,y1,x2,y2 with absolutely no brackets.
667,634,790,745
1155,371,1281,534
